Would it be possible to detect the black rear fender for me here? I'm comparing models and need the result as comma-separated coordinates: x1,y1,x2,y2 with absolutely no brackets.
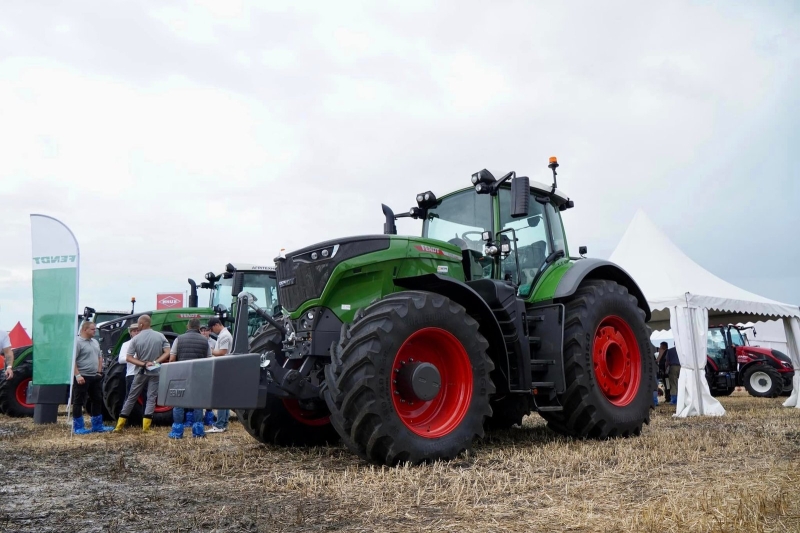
553,259,651,321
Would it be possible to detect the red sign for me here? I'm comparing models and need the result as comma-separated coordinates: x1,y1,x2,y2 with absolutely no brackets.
156,293,184,310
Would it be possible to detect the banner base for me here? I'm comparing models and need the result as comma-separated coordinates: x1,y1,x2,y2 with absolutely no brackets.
28,384,69,425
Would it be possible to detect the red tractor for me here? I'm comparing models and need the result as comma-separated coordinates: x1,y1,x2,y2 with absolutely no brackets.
706,324,794,398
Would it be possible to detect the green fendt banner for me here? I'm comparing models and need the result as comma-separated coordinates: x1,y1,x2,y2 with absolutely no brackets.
30,214,80,385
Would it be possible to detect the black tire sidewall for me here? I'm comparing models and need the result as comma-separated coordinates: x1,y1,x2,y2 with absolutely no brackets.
743,365,781,398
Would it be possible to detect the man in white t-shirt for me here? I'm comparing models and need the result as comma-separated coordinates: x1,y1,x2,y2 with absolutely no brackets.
207,316,233,433
117,323,140,398
1,329,14,379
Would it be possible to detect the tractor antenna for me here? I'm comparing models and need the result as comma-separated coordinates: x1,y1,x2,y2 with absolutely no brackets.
548,156,559,193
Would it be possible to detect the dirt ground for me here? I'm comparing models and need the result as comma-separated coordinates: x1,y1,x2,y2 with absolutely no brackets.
1,392,799,533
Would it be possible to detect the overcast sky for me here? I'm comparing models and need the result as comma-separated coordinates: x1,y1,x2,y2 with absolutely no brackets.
1,1,798,330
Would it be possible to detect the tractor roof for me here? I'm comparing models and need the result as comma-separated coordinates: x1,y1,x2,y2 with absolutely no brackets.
229,263,275,272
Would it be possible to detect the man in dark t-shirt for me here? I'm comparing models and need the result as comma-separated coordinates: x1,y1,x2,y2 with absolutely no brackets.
167,318,211,439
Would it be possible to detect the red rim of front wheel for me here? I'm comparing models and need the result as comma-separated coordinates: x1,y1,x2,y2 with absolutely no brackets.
282,399,331,427
592,315,641,407
391,327,473,438
16,377,34,409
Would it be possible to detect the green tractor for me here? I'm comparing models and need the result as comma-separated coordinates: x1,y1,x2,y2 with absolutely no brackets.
0,308,130,418
160,159,654,464
101,263,278,425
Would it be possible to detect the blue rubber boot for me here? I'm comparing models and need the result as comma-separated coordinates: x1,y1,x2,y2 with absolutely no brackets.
653,391,659,407
192,421,205,438
203,410,216,426
73,417,92,435
91,415,114,433
168,422,184,439
183,410,195,428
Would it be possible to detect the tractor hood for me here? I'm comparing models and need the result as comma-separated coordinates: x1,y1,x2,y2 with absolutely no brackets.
275,235,392,313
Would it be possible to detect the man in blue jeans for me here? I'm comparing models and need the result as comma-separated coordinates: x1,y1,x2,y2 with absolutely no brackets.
167,318,211,438
206,316,233,433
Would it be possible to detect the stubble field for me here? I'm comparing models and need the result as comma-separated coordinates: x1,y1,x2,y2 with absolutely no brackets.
1,391,798,533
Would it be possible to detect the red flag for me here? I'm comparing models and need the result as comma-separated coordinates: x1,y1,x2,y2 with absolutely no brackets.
9,322,32,348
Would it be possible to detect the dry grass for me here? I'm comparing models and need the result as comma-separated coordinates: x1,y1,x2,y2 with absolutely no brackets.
1,392,799,532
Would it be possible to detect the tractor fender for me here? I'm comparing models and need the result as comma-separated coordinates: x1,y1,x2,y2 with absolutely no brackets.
553,259,651,322
394,274,510,384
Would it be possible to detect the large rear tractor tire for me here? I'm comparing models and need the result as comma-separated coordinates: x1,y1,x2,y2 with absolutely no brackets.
742,365,782,398
324,291,495,465
237,326,339,446
0,355,35,417
540,280,653,439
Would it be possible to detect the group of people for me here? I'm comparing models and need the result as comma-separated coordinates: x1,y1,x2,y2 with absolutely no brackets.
70,315,233,438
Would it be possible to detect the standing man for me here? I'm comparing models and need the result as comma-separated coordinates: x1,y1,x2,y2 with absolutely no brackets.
118,323,140,399
666,345,681,406
655,342,671,403
167,318,211,439
113,315,170,433
1,328,13,379
72,322,114,434
206,316,232,433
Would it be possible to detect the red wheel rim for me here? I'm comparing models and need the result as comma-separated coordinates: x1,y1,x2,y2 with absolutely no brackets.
139,396,172,413
592,315,641,407
16,377,34,409
391,327,473,438
282,399,331,427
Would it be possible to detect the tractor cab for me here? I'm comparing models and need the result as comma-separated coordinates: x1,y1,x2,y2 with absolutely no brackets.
202,263,279,339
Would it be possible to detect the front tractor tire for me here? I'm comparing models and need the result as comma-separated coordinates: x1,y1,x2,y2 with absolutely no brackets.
742,365,782,398
323,291,495,465
0,355,34,417
541,280,653,439
237,326,339,447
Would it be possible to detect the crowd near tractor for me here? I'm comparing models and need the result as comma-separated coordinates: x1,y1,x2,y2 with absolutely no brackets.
0,307,129,418
706,324,794,398
162,158,656,465
101,263,278,425
0,264,278,424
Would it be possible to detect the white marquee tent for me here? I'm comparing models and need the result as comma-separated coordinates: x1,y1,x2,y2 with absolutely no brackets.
609,210,800,416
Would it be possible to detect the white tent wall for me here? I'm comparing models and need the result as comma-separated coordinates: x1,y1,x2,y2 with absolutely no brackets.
670,305,725,417
782,317,800,409
741,320,789,353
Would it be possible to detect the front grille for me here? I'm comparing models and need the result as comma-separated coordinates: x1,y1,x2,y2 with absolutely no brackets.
276,236,390,312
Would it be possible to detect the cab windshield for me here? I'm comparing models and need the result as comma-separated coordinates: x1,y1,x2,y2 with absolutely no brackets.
422,190,493,280
728,327,746,347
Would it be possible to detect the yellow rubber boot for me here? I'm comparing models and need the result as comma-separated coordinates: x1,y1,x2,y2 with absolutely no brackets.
142,417,152,432
113,417,127,433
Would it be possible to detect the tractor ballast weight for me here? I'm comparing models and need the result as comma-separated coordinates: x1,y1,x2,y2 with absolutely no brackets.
160,160,655,465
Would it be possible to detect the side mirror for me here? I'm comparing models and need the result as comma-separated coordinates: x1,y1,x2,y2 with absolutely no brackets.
527,215,541,228
510,177,530,218
579,246,588,256
231,272,244,297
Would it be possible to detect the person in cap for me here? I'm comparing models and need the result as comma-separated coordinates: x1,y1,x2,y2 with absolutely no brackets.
118,323,141,399
206,316,233,433
72,321,114,434
167,318,211,439
113,315,170,433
